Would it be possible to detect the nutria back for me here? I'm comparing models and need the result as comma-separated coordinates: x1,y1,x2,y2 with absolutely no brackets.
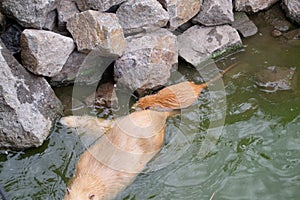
64,110,170,200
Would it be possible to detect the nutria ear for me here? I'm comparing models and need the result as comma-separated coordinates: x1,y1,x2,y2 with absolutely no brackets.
66,187,71,194
89,194,95,199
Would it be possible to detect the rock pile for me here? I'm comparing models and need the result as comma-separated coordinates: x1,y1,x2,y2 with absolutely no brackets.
0,0,299,149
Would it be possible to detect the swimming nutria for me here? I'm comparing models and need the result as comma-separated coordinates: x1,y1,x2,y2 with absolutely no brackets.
63,110,175,200
133,63,239,111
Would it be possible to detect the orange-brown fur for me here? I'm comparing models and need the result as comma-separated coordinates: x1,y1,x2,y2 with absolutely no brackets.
63,110,172,200
133,63,238,111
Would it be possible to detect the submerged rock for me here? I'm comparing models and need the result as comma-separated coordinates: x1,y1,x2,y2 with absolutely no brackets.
160,0,202,30
20,29,75,77
259,3,293,33
178,25,242,67
0,0,59,29
67,10,126,56
234,0,279,13
0,41,63,149
255,66,296,92
282,0,300,25
116,0,169,35
85,82,117,108
114,29,178,91
193,0,234,26
282,29,300,47
232,12,258,37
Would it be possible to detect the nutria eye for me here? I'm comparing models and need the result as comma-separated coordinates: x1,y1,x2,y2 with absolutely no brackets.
145,106,150,110
89,194,95,199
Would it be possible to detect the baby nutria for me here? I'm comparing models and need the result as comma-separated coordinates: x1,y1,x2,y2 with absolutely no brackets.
133,63,239,111
62,110,175,200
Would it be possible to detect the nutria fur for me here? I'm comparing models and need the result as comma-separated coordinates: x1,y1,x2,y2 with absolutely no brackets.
62,110,173,200
133,63,239,111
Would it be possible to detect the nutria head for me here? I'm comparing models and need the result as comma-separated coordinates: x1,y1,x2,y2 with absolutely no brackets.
64,174,105,200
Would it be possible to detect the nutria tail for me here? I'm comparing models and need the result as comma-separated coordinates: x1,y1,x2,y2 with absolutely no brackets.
205,62,240,87
0,184,8,200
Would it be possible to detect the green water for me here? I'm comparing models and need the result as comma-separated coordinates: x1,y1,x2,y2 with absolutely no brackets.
1,17,300,200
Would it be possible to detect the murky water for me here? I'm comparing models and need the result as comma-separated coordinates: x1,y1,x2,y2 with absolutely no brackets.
1,15,300,200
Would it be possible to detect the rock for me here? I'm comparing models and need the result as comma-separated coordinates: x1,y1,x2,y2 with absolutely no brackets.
160,0,202,30
282,0,300,25
0,23,23,55
116,0,169,35
178,25,242,67
232,12,258,37
50,51,115,86
43,10,57,30
259,3,293,32
0,12,5,33
57,0,80,30
271,29,282,37
234,0,279,13
67,10,126,56
282,29,300,47
75,0,125,11
20,29,75,77
114,29,178,91
255,66,296,92
283,29,300,40
192,0,234,26
0,41,63,149
50,51,87,86
0,0,59,29
85,82,117,108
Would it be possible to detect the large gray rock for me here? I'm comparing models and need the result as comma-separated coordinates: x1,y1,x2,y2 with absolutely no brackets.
0,0,59,29
67,10,126,56
20,29,75,77
282,0,300,25
57,0,80,30
234,0,279,13
178,25,242,67
0,41,63,149
232,12,258,37
193,0,234,26
116,0,169,35
160,0,202,30
75,0,125,11
114,29,178,91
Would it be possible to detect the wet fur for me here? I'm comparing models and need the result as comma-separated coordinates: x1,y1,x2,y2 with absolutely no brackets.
63,110,171,200
134,63,238,111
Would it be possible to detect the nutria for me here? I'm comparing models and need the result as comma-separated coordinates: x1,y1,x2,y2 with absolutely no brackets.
62,110,175,200
133,63,239,111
